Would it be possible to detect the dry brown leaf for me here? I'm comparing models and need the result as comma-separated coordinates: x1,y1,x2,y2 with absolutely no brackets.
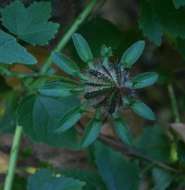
0,151,8,174
27,46,49,65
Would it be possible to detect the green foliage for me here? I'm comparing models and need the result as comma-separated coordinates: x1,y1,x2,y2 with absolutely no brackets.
12,175,27,190
139,0,162,46
152,168,173,190
17,95,81,149
52,52,81,78
113,116,133,145
101,45,113,58
78,17,139,57
173,0,185,9
72,33,94,63
38,80,81,98
1,0,59,45
0,92,17,133
30,32,158,154
120,40,145,68
95,142,140,190
61,169,106,190
131,101,156,121
52,33,157,127
177,141,185,165
56,106,83,132
176,38,185,60
81,115,102,148
0,30,36,65
136,126,171,161
28,169,85,190
139,0,185,46
131,72,158,89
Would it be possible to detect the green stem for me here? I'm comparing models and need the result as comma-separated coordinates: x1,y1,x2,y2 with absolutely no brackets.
168,84,180,123
168,84,180,163
3,125,23,190
40,0,98,74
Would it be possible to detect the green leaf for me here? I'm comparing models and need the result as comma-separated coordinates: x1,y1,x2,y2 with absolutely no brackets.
81,117,102,148
1,1,59,45
131,72,158,89
100,45,113,58
113,117,132,145
28,169,85,190
0,30,36,65
139,0,162,46
61,169,106,190
177,141,185,166
139,0,185,45
176,38,185,60
136,126,171,161
120,40,145,68
152,168,173,190
39,86,72,98
52,52,81,77
131,101,156,120
12,175,26,190
94,142,139,190
173,0,185,8
72,33,93,63
0,92,17,133
56,106,83,132
38,81,80,98
17,95,81,149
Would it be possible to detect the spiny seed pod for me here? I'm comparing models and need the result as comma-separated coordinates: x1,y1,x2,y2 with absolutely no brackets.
83,59,136,114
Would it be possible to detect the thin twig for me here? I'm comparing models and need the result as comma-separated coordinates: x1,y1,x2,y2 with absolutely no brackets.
77,122,179,173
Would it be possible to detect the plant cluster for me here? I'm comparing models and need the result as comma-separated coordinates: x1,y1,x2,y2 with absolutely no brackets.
0,0,185,190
